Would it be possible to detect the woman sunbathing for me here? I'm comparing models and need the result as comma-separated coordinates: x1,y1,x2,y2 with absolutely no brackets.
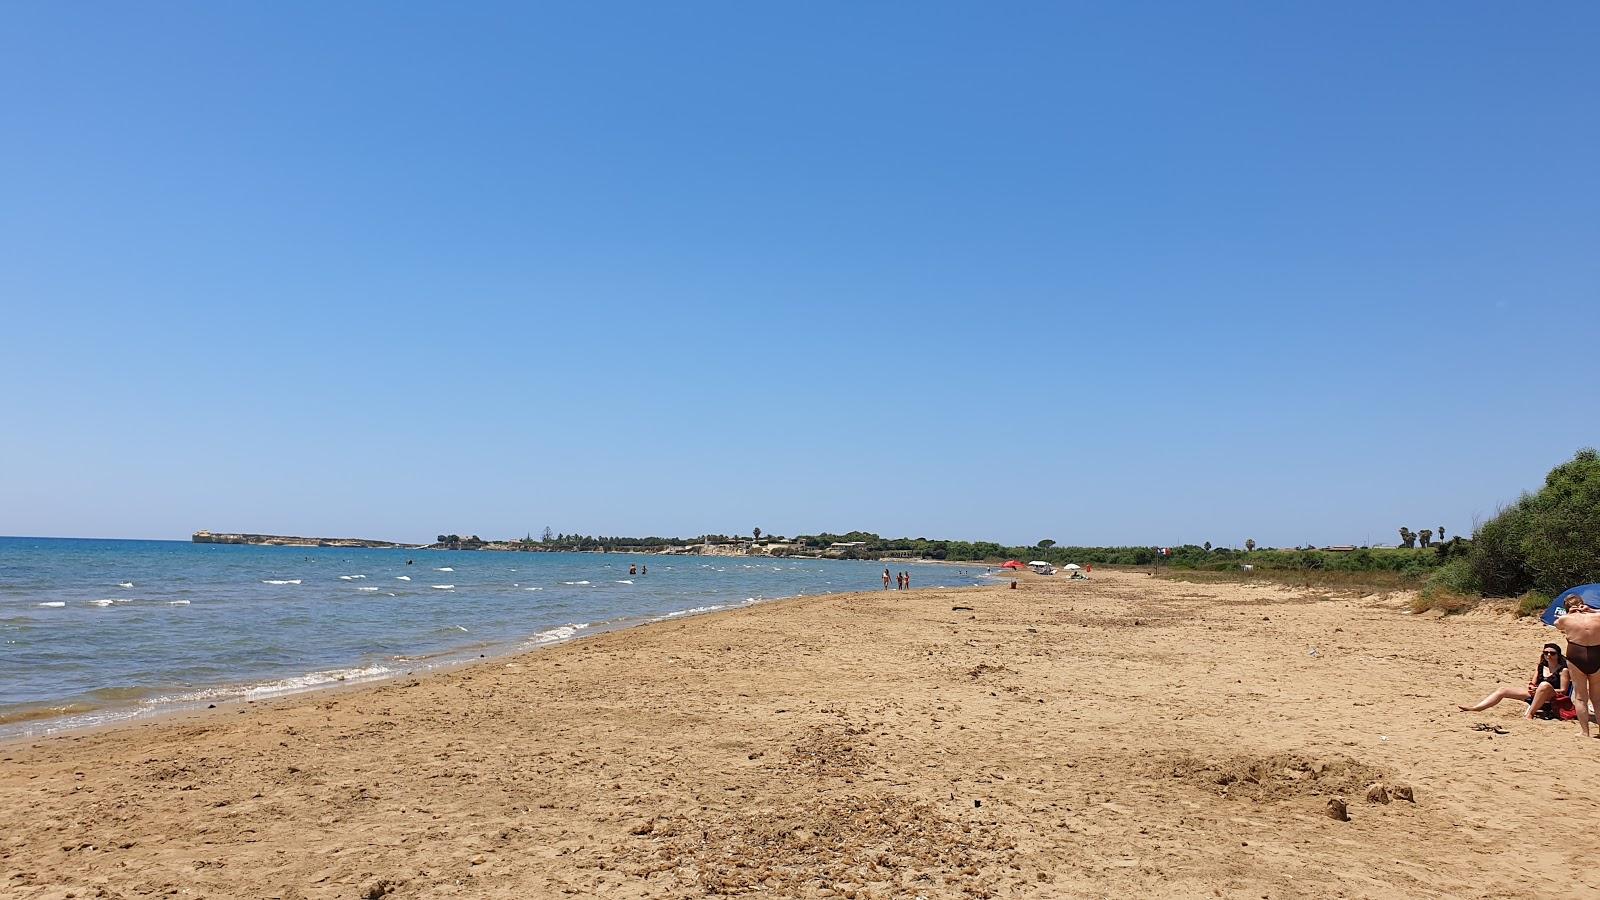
1458,643,1572,720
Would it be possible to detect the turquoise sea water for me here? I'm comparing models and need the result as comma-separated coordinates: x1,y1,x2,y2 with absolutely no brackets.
0,537,983,738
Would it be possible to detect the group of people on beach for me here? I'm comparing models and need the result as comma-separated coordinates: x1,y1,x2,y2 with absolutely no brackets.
883,567,911,591
1460,591,1600,738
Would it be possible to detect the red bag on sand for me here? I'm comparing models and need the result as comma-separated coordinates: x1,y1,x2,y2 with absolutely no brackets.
1552,696,1578,721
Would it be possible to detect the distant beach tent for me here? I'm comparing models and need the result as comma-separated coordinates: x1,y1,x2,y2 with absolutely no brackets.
1062,563,1082,571
1541,584,1600,626
1000,560,1025,569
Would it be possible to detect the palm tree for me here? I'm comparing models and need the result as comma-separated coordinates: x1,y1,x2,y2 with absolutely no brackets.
753,527,762,541
1245,538,1256,552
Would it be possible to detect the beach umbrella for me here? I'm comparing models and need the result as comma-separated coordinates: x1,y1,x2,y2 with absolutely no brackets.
1062,563,1082,571
1541,584,1600,626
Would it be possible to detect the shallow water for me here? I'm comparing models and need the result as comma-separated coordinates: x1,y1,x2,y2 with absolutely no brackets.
0,537,981,737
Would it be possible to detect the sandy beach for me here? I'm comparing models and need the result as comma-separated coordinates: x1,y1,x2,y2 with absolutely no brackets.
2,570,1594,899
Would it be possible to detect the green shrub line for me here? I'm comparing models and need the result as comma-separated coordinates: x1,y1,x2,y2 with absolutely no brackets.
514,450,1597,612
1454,448,1600,598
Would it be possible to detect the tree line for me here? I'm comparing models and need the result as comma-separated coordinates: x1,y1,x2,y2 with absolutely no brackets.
433,449,1598,602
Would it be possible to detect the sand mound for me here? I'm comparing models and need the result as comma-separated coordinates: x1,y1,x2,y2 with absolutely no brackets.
1160,751,1392,802
963,662,1016,680
787,723,876,777
606,793,1017,897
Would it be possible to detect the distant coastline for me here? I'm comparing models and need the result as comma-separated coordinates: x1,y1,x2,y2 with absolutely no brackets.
187,530,831,557
190,530,420,549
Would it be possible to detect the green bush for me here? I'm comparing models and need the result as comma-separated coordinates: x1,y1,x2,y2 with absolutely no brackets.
1424,558,1476,597
1514,591,1552,619
1465,449,1600,597
1468,497,1536,596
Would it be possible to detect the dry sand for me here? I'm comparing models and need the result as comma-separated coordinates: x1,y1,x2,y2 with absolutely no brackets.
3,570,1595,898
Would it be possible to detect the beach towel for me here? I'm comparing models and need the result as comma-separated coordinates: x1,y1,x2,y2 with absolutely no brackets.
1534,694,1578,721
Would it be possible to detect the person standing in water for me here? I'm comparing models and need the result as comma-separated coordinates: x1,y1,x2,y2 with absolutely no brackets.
883,567,891,590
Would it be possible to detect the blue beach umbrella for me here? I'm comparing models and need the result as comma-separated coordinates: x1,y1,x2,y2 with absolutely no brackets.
1541,584,1600,626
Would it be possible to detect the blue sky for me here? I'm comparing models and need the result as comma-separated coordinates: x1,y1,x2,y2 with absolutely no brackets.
2,3,1595,547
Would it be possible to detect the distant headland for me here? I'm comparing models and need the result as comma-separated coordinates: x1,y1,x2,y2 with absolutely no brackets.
191,531,422,549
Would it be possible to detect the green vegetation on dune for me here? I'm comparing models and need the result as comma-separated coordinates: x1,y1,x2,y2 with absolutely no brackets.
1430,448,1600,599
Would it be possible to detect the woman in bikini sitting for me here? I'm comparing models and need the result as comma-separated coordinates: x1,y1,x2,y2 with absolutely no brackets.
1458,643,1572,720
1554,593,1600,739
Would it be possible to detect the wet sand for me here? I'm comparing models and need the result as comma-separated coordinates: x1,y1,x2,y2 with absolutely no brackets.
2,570,1594,898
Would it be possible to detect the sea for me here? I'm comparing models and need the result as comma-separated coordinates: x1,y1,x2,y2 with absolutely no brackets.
0,537,985,739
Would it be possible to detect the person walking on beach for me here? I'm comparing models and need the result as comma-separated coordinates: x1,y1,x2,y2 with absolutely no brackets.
883,568,891,590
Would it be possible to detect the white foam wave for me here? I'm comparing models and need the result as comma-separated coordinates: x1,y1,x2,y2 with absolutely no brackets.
262,579,301,585
38,601,66,608
529,622,590,645
117,582,134,589
396,575,411,581
189,659,393,701
616,579,634,584
562,580,591,585
658,604,725,620
357,586,380,592
432,584,455,590
89,599,116,607
435,567,454,572
339,575,367,581
169,600,191,605
524,586,543,591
